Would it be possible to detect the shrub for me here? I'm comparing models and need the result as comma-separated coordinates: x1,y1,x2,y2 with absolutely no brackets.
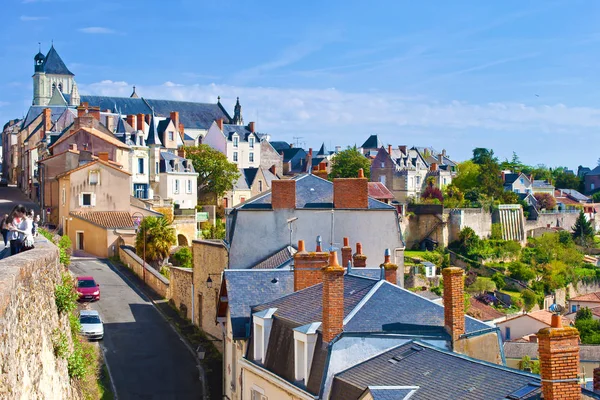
576,307,593,322
521,289,538,312
58,235,72,266
202,220,226,240
52,329,69,358
172,247,192,269
508,261,535,282
518,355,540,374
534,193,556,210
55,273,78,314
491,223,503,240
466,277,496,294
159,266,171,279
491,272,506,290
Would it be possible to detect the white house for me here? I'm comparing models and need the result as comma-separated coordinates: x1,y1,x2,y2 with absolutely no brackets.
567,292,600,314
495,310,571,341
157,152,198,210
203,120,260,169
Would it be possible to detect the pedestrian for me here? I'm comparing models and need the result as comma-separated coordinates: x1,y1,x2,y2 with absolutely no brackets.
32,214,40,237
1,214,8,248
7,205,26,256
18,210,35,252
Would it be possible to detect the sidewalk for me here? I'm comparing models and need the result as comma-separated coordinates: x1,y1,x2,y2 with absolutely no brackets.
106,258,222,399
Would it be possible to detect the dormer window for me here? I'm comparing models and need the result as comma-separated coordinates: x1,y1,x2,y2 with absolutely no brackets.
293,322,320,384
168,131,174,141
253,308,277,364
233,136,239,148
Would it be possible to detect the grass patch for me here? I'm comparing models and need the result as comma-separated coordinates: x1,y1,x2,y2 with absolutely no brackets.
98,363,115,400
404,250,428,259
574,267,597,278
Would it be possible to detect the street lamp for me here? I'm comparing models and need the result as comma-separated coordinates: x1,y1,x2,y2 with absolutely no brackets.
132,212,146,282
205,273,222,289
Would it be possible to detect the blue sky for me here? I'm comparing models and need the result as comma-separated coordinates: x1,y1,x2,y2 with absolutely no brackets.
1,0,600,169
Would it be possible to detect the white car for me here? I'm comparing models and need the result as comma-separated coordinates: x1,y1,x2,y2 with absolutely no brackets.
79,310,104,340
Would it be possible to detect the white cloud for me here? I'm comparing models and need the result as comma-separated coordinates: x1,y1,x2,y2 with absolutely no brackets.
20,15,48,21
78,27,116,34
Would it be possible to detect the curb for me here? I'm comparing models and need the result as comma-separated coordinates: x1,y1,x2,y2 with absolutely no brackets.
104,259,209,399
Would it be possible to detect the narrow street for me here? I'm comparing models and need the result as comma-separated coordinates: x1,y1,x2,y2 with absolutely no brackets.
0,185,40,259
69,257,203,399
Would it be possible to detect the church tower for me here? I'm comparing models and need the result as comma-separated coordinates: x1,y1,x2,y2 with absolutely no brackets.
232,97,244,125
32,45,77,106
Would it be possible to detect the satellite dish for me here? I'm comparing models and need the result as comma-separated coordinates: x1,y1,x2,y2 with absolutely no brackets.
549,303,564,314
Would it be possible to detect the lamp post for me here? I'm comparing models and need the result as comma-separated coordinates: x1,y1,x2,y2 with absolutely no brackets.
132,212,146,282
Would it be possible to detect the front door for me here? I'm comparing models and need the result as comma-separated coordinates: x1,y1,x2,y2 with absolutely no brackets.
76,232,84,250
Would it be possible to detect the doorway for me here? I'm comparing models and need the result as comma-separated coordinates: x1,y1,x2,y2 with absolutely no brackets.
76,231,84,250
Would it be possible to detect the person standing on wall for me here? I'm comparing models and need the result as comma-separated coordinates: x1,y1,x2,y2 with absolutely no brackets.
6,205,26,255
1,214,8,248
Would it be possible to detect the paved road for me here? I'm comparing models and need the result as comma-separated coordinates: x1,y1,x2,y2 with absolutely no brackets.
69,257,203,400
0,185,40,216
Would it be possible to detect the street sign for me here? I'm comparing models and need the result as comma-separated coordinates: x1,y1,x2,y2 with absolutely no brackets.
196,212,209,222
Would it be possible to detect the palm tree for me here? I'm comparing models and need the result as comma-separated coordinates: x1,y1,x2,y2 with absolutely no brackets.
135,217,176,266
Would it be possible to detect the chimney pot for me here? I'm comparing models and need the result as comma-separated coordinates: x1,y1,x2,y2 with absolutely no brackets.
271,180,296,209
341,237,352,268
97,152,109,162
381,248,398,284
388,145,392,155
294,239,328,291
538,323,581,399
248,121,255,133
297,240,305,252
358,168,364,178
316,235,322,252
353,242,367,268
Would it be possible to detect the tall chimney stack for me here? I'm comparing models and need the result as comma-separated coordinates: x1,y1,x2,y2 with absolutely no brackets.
341,237,352,269
333,168,368,209
442,267,465,344
248,121,255,133
322,251,344,342
293,239,329,292
387,145,392,155
170,111,180,131
380,249,398,284
216,118,224,130
126,114,137,131
271,180,296,209
137,114,145,133
353,243,367,268
537,314,581,400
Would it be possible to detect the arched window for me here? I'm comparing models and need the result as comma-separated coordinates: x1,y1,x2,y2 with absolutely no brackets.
58,83,63,93
51,83,56,95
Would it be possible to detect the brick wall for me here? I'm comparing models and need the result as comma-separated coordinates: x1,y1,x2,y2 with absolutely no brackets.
294,240,329,291
538,325,581,400
118,245,170,298
322,253,345,343
0,239,79,399
442,267,465,343
333,177,368,209
271,180,296,209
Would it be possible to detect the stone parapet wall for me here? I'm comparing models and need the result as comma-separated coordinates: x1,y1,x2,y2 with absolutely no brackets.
169,267,193,320
0,239,78,399
119,245,170,298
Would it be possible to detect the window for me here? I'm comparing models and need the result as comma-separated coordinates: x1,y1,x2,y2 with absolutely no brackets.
443,178,447,186
155,162,159,174
62,188,66,205
89,170,99,185
80,193,94,207
51,83,56,95
592,183,596,191
514,188,520,194
134,184,148,199
259,180,263,192
251,388,267,400
505,327,511,340
186,179,192,194
381,162,385,168
249,152,254,163
233,152,238,162
138,158,144,174
249,137,255,148
58,83,63,93
174,179,180,194
572,305,577,313
293,325,319,384
168,131,174,141
520,178,524,184
380,175,386,185
233,136,239,148
416,176,421,187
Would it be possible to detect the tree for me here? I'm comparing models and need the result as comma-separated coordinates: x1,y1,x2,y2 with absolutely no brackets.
518,355,540,374
555,172,581,190
422,182,443,203
533,193,556,210
521,289,538,312
329,146,371,179
572,210,594,247
452,160,481,192
491,272,506,290
466,277,496,294
202,220,226,240
471,148,503,198
508,261,535,282
181,145,241,200
576,307,593,322
593,192,600,203
172,247,192,269
135,217,176,266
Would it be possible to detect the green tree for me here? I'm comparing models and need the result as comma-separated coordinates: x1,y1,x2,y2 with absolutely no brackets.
329,146,371,179
491,272,506,290
555,172,581,190
508,261,535,282
471,148,503,198
172,247,192,269
466,277,496,294
592,192,600,203
181,145,241,199
573,210,594,247
576,307,593,322
521,289,538,312
518,355,540,374
202,220,226,240
452,160,481,192
135,217,176,266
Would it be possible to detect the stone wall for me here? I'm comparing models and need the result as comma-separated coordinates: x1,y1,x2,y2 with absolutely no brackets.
0,239,78,399
525,212,579,236
118,245,170,298
169,267,193,320
446,208,492,243
172,217,197,247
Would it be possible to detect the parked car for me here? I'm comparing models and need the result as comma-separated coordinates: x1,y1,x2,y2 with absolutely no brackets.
0,178,7,187
76,276,100,301
79,310,104,340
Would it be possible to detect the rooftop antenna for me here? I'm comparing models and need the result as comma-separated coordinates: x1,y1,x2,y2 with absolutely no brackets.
293,136,303,148
38,42,41,52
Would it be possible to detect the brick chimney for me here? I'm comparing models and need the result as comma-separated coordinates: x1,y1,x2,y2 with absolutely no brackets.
442,267,465,344
294,239,329,292
430,163,438,172
271,180,296,209
248,121,255,133
43,108,52,132
137,114,145,132
380,249,398,284
399,145,407,154
309,148,313,157
216,118,224,130
179,122,185,137
537,314,581,400
88,106,100,121
341,237,352,268
97,152,109,162
353,243,367,268
501,171,506,182
322,251,345,343
387,145,392,155
77,102,89,118
126,115,137,131
177,148,186,159
594,367,600,393
170,111,179,130
333,168,368,209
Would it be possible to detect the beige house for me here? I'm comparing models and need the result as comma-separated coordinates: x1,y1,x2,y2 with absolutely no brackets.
496,310,571,341
568,292,600,314
224,167,278,208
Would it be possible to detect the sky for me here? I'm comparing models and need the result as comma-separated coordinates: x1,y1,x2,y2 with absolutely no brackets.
1,0,600,169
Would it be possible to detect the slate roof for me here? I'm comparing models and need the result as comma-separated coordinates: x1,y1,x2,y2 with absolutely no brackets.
587,166,600,176
365,387,418,400
281,147,305,162
532,180,554,189
159,152,195,173
49,126,130,150
242,168,259,188
504,341,600,363
22,105,68,128
503,173,521,186
251,246,297,270
221,269,294,339
558,188,589,202
42,46,74,75
269,141,290,151
146,114,162,146
70,211,134,229
368,182,394,200
360,135,383,149
222,124,257,142
317,142,330,156
241,173,394,210
330,341,543,400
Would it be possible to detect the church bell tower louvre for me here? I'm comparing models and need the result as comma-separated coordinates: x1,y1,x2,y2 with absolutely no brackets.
32,44,79,106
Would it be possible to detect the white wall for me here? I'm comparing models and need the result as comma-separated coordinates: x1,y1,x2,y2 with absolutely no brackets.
203,123,227,154
158,173,198,210
496,315,548,341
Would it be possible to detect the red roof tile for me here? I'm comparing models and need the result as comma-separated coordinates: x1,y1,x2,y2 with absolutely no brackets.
468,298,504,321
570,292,600,303
368,182,394,200
71,211,134,228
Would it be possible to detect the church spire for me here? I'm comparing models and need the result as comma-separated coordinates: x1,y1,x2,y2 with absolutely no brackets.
146,110,162,147
130,85,139,98
232,97,243,125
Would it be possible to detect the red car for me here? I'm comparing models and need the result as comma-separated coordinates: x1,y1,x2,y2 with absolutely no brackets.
76,276,100,301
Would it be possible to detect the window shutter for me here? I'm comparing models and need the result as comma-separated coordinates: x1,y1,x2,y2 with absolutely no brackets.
91,193,96,207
